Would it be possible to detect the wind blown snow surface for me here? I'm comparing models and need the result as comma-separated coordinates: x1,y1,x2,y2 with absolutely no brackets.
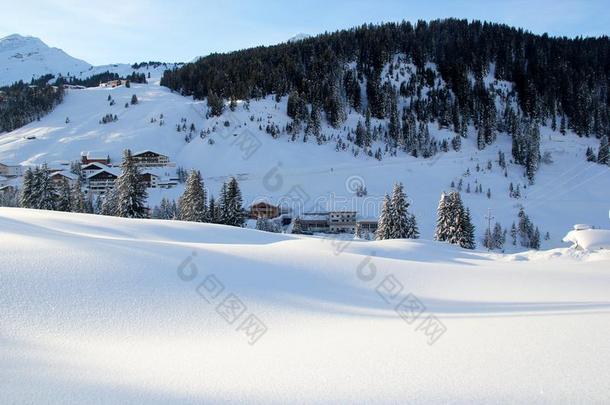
1,208,609,403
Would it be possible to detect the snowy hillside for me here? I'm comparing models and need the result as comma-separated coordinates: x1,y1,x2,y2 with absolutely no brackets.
0,72,608,250
0,34,180,86
1,208,609,403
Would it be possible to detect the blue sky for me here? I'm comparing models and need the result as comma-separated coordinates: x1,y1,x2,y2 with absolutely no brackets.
1,0,608,65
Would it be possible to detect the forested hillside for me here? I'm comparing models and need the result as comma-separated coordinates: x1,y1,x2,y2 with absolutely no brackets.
162,19,610,180
0,81,64,132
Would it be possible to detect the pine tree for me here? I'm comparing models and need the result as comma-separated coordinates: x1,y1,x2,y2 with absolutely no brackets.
55,179,72,212
477,125,486,150
511,222,517,246
458,207,476,249
586,146,597,162
530,227,541,250
208,196,218,223
406,213,420,239
388,182,419,239
83,195,94,214
37,164,56,211
597,135,609,165
525,121,541,183
355,120,366,148
436,191,474,249
116,149,148,218
207,91,224,116
375,194,393,240
100,185,118,216
70,178,85,213
292,217,304,234
20,167,35,208
451,134,461,151
220,178,245,227
434,192,450,242
179,170,207,222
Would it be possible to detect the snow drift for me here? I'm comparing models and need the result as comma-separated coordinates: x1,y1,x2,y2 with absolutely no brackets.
1,208,610,403
563,228,610,250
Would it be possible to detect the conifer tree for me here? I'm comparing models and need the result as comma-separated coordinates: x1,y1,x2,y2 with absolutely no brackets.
458,207,476,249
598,135,609,165
100,185,118,216
37,164,56,211
208,196,218,223
70,178,85,213
116,149,148,218
56,179,72,212
389,182,419,239
292,217,304,234
586,146,597,162
179,170,207,222
375,194,393,240
434,192,450,242
223,177,245,227
20,167,35,208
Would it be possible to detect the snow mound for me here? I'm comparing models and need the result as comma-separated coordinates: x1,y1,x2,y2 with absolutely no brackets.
563,228,610,251
1,208,610,403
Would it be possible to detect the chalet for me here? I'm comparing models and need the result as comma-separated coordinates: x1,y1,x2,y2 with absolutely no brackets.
299,212,331,233
329,211,357,233
357,219,379,234
86,169,118,194
250,201,280,219
140,172,160,188
157,178,178,189
81,152,110,166
50,171,78,186
132,150,170,168
0,175,8,187
297,211,376,235
81,162,111,179
0,162,23,178
99,80,125,88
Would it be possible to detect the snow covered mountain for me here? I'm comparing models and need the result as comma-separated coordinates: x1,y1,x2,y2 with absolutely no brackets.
0,34,181,86
1,207,609,403
0,34,91,86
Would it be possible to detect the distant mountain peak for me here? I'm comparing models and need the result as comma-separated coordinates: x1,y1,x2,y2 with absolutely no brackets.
287,33,310,43
0,33,91,86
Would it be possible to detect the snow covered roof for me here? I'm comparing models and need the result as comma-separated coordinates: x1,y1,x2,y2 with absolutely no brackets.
133,150,167,157
50,171,78,180
302,212,330,221
140,171,160,177
82,162,110,170
87,168,119,179
81,151,109,159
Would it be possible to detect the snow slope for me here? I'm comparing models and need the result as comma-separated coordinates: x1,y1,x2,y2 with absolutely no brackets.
1,208,609,403
0,74,608,250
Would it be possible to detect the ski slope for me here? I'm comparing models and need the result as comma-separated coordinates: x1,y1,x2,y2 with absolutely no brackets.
0,73,608,250
0,208,609,403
